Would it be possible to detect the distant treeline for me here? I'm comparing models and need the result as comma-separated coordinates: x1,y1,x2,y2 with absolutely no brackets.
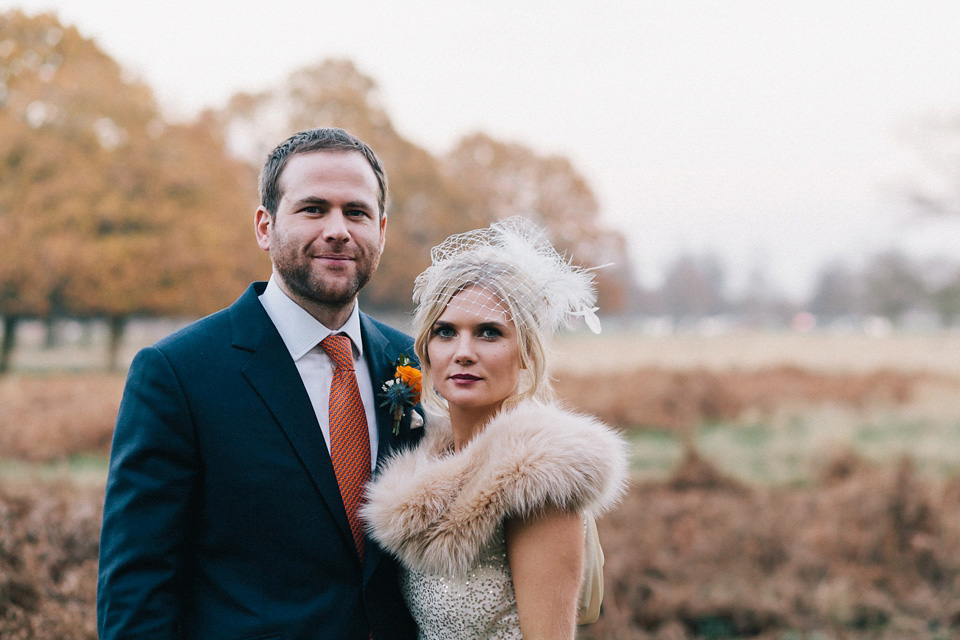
628,249,960,332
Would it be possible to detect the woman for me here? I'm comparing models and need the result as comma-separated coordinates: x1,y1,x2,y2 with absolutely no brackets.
362,217,628,639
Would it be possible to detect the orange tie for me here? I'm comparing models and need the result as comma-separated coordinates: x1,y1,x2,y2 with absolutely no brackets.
320,334,371,561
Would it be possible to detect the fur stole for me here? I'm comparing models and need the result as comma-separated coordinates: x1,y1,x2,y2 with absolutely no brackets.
361,400,629,577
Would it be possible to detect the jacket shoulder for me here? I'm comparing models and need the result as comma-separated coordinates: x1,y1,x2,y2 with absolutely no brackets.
362,313,414,347
146,283,264,361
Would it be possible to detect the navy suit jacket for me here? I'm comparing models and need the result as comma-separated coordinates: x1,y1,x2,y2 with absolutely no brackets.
97,282,421,640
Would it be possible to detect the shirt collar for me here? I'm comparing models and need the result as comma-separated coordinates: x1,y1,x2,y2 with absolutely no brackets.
258,274,364,361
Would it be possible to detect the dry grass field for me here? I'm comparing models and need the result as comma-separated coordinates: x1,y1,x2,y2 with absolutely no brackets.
2,330,960,638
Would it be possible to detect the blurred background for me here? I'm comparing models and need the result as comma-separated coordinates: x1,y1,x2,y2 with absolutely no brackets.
2,2,960,638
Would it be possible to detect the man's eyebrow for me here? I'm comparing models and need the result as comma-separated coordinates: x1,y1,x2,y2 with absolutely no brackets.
343,200,375,211
290,196,330,207
291,197,374,211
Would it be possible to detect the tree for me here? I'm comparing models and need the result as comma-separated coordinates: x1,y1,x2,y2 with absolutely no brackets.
860,251,926,323
923,258,960,327
443,133,638,314
214,66,642,315
732,265,795,327
808,261,863,322
660,253,727,320
0,10,265,371
211,59,482,312
931,276,960,327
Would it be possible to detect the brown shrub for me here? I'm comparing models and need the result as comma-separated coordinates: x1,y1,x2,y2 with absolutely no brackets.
0,374,123,462
666,449,749,494
588,451,960,639
556,366,941,432
3,457,960,639
0,480,102,639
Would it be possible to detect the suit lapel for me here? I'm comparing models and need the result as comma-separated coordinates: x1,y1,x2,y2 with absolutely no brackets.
231,284,355,554
360,313,405,466
359,313,389,576
359,312,409,578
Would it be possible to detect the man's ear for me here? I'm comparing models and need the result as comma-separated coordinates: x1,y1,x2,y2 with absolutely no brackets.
255,207,272,252
378,211,388,253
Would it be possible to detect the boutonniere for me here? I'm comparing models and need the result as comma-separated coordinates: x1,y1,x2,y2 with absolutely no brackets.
380,355,422,436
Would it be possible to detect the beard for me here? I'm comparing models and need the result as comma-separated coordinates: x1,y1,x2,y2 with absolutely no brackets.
272,240,381,312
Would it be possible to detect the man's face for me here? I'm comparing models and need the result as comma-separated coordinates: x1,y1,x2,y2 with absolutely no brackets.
255,150,386,316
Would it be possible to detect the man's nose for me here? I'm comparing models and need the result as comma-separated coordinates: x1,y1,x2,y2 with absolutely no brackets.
323,210,350,242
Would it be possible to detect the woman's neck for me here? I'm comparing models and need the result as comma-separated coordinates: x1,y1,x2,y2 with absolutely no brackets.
448,403,502,451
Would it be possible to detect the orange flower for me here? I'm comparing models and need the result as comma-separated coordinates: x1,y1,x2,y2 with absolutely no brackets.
396,365,422,400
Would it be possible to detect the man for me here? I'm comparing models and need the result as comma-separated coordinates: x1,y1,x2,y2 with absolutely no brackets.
97,128,421,639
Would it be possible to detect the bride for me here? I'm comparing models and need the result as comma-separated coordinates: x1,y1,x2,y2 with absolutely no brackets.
362,217,628,639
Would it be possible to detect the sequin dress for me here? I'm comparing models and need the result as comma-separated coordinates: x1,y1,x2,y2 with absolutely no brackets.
362,402,629,640
399,522,520,639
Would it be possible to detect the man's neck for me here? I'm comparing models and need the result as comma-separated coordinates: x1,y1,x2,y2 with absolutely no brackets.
274,276,356,330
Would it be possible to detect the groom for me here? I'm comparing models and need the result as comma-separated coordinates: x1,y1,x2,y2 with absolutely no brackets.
97,128,421,639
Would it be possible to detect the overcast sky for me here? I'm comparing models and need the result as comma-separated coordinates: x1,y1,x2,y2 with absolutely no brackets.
10,0,960,298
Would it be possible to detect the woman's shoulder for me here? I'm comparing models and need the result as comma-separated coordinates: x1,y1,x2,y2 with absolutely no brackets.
480,400,630,517
485,401,625,463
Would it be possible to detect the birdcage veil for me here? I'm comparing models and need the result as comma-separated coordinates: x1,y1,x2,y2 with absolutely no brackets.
412,216,601,336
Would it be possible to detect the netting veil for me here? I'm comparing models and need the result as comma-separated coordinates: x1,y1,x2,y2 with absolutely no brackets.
412,216,602,336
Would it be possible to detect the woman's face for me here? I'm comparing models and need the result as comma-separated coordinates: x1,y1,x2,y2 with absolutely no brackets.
427,285,521,418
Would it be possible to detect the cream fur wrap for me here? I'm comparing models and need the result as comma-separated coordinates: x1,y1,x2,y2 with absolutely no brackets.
361,400,630,577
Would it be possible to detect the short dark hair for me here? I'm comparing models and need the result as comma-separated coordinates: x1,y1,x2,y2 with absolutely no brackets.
258,127,387,217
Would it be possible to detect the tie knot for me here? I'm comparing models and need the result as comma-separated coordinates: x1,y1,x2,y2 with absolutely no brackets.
320,334,355,371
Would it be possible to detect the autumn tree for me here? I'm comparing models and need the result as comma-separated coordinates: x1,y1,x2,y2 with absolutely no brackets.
212,60,641,316
0,10,264,371
211,59,483,313
442,133,637,314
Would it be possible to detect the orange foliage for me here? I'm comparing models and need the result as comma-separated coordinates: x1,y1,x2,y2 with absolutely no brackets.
0,10,266,323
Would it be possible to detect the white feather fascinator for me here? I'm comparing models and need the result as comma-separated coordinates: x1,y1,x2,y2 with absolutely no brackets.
412,216,602,335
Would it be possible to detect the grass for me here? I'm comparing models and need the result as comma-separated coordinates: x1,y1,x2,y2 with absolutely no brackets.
626,405,960,488
0,454,109,486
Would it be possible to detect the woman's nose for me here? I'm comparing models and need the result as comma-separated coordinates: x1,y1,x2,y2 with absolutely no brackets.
453,336,476,364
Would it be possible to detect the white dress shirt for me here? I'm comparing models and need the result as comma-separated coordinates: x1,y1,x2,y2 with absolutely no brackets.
259,275,378,470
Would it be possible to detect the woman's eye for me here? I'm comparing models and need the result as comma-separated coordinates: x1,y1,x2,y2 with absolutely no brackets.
480,328,502,339
432,326,454,338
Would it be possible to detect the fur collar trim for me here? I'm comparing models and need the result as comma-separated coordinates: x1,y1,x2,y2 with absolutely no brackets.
361,401,629,576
